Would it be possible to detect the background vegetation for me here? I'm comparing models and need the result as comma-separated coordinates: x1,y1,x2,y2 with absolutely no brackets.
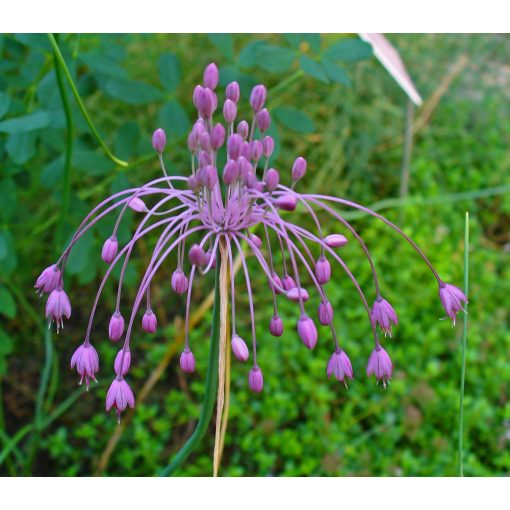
0,33,509,476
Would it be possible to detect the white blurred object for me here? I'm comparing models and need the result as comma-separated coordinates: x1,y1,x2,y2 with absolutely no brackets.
359,33,423,106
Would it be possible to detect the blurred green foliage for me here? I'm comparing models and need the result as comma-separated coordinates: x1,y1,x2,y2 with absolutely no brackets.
0,33,509,477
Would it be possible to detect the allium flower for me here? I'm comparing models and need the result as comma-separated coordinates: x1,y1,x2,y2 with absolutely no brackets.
35,62,466,425
70,343,99,390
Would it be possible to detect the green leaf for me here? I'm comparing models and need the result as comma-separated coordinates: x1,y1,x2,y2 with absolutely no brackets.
0,111,50,134
324,38,373,62
300,55,329,83
158,53,181,93
322,59,351,86
218,65,256,91
5,131,37,165
0,179,18,223
73,150,112,176
105,79,164,105
115,122,141,160
273,106,315,134
208,34,235,61
79,53,129,79
0,287,16,319
238,41,266,69
14,33,50,52
41,156,64,188
0,230,17,276
285,34,321,53
157,101,191,139
0,92,11,119
256,45,296,73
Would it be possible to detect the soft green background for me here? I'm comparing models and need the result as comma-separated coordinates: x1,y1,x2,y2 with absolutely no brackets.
0,34,509,476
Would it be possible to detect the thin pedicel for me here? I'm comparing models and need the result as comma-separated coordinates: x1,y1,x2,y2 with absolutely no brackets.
35,62,467,422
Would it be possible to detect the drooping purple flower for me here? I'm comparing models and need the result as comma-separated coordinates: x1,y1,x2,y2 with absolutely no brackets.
366,346,392,388
248,366,264,393
114,348,131,376
45,288,71,332
281,275,296,291
318,301,334,325
371,297,398,336
101,236,118,264
108,312,125,341
180,348,196,373
142,310,157,333
189,244,208,266
327,350,353,387
171,269,189,295
34,264,61,295
231,334,249,362
269,315,284,337
287,287,309,302
70,343,99,390
297,316,318,349
106,377,135,423
315,256,331,285
439,282,468,325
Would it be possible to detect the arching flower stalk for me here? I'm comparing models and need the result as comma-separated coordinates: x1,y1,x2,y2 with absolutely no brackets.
35,62,467,427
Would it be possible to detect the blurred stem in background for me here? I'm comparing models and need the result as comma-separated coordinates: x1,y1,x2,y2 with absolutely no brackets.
47,34,128,168
458,211,470,476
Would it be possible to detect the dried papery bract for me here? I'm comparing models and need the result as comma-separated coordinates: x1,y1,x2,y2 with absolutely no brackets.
35,62,466,427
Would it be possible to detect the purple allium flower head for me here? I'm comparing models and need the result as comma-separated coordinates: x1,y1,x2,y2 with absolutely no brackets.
180,348,196,373
101,236,118,264
236,120,249,139
371,297,398,337
439,282,468,325
142,310,157,333
248,367,264,393
152,128,167,153
45,288,71,332
318,301,334,325
292,157,307,182
327,349,353,387
226,81,240,103
37,62,466,424
114,348,131,376
223,99,237,124
270,314,284,337
256,108,271,133
70,343,99,390
128,197,146,213
34,264,61,295
265,168,279,192
171,269,189,295
231,334,249,362
203,63,219,90
297,316,318,349
315,256,331,285
366,346,392,388
250,84,266,112
108,312,125,341
324,234,348,248
106,378,135,423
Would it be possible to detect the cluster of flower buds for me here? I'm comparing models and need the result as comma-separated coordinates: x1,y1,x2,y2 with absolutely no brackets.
35,62,467,422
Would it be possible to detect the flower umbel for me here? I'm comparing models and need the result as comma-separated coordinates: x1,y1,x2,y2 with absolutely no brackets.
35,63,466,424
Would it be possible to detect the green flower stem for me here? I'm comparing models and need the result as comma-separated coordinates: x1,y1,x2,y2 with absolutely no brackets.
47,34,128,168
53,33,75,251
159,256,222,477
458,211,469,476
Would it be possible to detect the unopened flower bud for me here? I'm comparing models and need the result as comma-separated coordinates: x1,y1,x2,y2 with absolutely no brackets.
187,131,199,153
142,310,157,333
248,366,264,393
270,314,284,337
226,81,240,103
210,123,226,150
275,194,297,211
256,108,271,133
324,234,348,248
227,134,243,160
231,334,249,362
287,287,309,302
223,99,237,123
101,237,118,264
250,140,263,161
187,175,199,192
237,156,252,179
265,168,279,192
128,197,146,213
297,316,318,349
281,275,296,291
292,157,307,181
196,87,214,118
198,150,212,168
240,141,251,159
114,348,131,376
199,132,212,152
249,233,262,249
109,312,125,341
315,256,331,284
189,244,208,266
250,84,267,112
180,348,196,373
203,165,218,190
237,120,249,140
223,160,239,185
171,269,189,295
203,62,219,90
152,128,166,153
262,136,274,158
193,85,204,108
269,272,283,294
318,301,334,325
